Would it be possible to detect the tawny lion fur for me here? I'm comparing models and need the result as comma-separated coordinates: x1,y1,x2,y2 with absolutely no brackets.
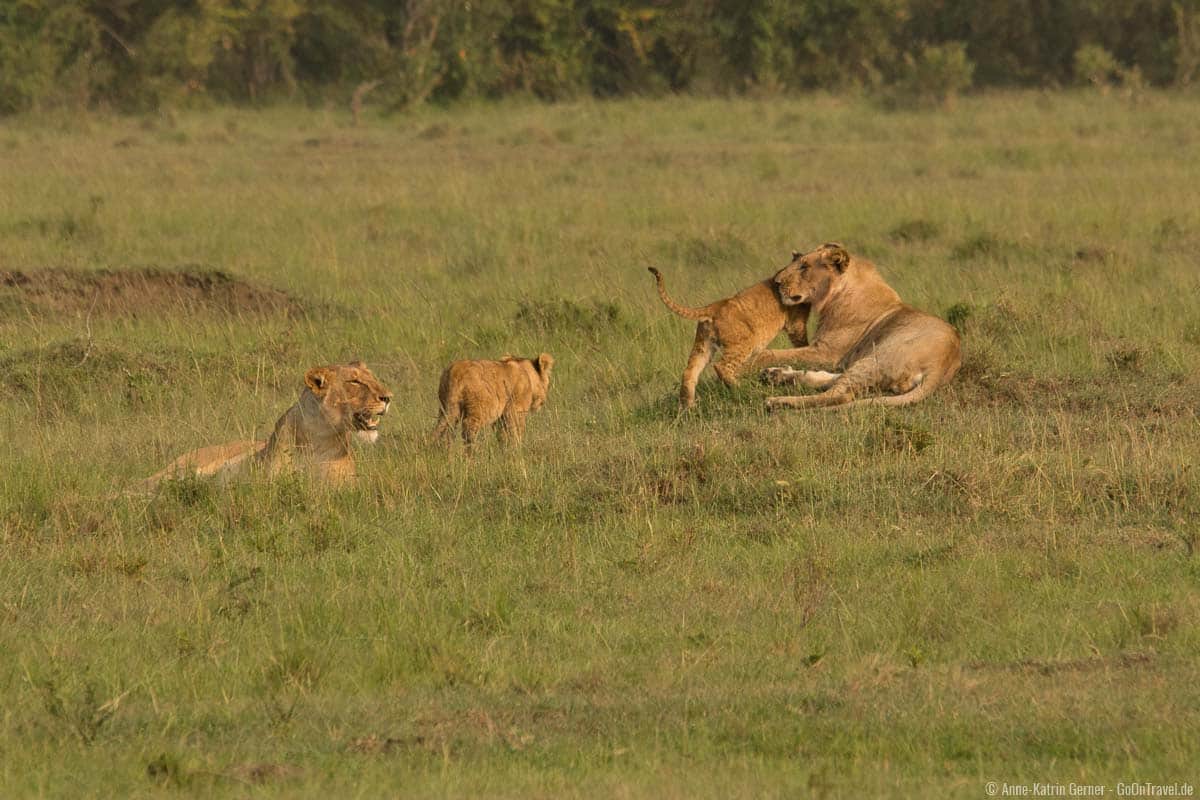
434,354,554,447
137,361,391,490
648,263,810,408
755,243,961,410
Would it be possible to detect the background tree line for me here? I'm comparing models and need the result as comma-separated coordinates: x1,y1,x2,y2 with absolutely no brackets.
3,0,1199,115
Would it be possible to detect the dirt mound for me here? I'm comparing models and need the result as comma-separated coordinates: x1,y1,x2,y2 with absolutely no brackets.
0,267,306,318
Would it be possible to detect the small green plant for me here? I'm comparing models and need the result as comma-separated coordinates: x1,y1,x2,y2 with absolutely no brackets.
146,753,192,788
944,302,972,332
258,648,326,727
31,672,126,745
904,645,926,668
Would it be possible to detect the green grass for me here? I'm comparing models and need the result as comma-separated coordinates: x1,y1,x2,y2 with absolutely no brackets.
2,92,1199,798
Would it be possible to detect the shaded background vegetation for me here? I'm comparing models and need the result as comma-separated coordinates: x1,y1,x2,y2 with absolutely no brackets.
4,0,1200,114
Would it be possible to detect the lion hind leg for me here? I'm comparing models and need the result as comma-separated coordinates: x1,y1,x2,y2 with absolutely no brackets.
433,402,460,444
680,321,717,408
135,440,262,493
461,412,488,449
712,342,755,387
766,384,856,411
833,368,945,409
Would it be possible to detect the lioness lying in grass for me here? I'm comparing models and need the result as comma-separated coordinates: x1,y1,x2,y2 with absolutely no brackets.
137,361,391,490
757,243,961,410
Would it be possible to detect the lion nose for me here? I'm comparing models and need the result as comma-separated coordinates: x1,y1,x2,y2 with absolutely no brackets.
380,394,392,405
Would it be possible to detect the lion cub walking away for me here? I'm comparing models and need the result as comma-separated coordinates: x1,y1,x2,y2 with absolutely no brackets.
434,354,554,448
648,263,810,408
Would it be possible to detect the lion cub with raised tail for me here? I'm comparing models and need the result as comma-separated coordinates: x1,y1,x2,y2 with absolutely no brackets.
434,354,554,448
649,261,810,408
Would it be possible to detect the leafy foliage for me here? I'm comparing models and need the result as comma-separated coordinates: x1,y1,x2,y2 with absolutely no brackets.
0,0,1196,113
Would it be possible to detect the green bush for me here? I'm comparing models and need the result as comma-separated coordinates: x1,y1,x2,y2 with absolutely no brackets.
883,41,975,109
1074,44,1121,88
0,1,1192,114
0,2,104,113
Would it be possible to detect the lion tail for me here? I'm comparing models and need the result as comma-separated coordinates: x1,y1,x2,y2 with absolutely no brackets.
647,267,713,321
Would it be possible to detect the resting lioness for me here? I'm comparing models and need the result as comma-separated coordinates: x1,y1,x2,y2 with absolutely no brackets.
434,354,554,447
648,264,810,408
756,243,961,410
137,361,391,490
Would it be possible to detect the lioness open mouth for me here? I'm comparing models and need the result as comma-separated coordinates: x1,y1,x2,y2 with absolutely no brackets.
353,412,383,432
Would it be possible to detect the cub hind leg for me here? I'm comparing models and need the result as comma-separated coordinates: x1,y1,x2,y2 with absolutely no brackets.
711,341,757,388
679,320,717,409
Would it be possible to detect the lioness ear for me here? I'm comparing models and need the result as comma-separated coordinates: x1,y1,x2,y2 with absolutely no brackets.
791,249,801,260
349,359,367,369
305,366,333,396
535,353,555,375
823,243,849,272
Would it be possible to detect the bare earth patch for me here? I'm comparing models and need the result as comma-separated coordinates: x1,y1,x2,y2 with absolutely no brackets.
0,267,305,318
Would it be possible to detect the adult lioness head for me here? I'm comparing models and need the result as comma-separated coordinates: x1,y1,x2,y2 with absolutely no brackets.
303,360,392,443
775,242,849,309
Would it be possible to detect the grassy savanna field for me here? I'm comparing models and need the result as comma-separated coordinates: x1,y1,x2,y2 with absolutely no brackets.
1,92,1199,797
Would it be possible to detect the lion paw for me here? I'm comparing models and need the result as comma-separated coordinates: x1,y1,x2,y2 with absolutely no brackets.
760,367,796,386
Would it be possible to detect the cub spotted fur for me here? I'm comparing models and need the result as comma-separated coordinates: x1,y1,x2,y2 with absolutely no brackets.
137,361,391,490
757,243,961,410
434,354,554,447
648,263,810,408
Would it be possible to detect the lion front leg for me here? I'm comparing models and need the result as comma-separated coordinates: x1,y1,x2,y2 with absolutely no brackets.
761,367,842,388
753,343,839,371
